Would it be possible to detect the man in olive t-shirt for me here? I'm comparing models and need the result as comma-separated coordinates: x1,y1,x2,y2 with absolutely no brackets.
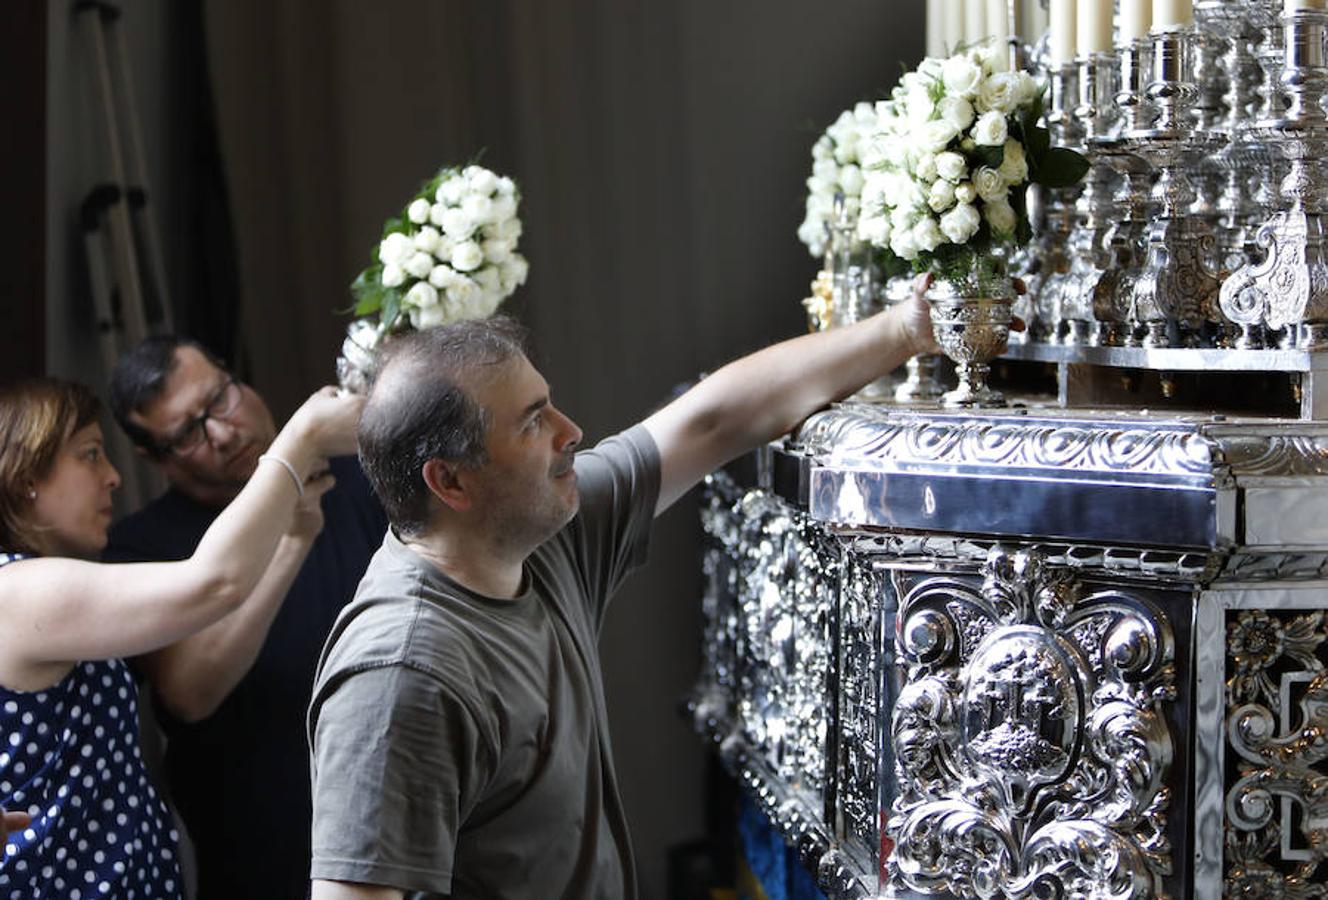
309,290,934,899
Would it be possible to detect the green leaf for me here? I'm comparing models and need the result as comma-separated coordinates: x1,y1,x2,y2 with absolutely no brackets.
1025,123,1050,162
971,144,1005,169
381,289,402,332
1034,147,1091,188
380,217,406,239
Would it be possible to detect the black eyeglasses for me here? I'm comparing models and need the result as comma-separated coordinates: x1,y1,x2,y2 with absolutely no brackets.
157,376,243,457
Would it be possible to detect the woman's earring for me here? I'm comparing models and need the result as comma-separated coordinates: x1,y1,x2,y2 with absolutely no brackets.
27,490,36,500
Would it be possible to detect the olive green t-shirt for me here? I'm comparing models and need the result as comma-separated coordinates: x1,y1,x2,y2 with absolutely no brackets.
307,427,659,898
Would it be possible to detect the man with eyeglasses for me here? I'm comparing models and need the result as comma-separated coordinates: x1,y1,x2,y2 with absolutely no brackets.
104,336,388,900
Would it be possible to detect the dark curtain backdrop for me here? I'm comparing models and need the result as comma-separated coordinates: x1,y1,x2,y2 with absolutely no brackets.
203,2,923,895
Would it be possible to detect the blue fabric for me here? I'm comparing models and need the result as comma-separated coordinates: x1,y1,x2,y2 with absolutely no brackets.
1,556,183,898
736,793,827,900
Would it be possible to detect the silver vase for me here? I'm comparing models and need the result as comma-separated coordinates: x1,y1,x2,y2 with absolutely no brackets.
927,251,1016,408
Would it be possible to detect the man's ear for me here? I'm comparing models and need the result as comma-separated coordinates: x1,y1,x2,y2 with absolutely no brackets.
421,458,472,513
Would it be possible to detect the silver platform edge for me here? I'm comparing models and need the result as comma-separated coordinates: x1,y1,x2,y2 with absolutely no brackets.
688,402,1328,899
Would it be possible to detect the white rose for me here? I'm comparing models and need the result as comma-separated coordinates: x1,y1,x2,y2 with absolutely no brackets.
905,82,935,124
928,178,956,212
413,226,441,255
890,227,921,261
942,54,983,97
437,177,467,206
914,153,938,183
377,232,414,266
403,280,439,310
494,216,523,242
955,181,978,204
429,203,448,227
451,240,484,272
1013,71,1039,108
404,252,434,279
429,264,460,288
495,176,517,196
467,168,498,195
937,95,975,132
839,164,865,196
972,42,1008,74
977,72,1022,115
973,110,1009,147
380,263,405,288
857,214,891,246
461,194,496,226
935,151,967,183
445,275,479,309
919,119,960,152
973,166,1007,202
939,202,981,244
482,238,513,264
441,207,476,238
812,136,833,162
918,57,944,80
492,196,518,225
798,217,826,255
436,233,456,258
807,174,836,196
998,139,1029,184
813,157,837,180
410,303,448,329
983,198,1018,236
500,255,530,291
473,266,501,294
406,198,431,225
853,101,876,125
911,216,944,253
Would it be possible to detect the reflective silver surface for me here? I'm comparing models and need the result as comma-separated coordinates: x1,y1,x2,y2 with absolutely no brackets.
690,401,1328,899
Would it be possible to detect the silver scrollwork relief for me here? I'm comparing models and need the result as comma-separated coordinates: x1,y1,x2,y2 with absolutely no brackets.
1223,609,1328,897
734,491,835,798
888,547,1177,899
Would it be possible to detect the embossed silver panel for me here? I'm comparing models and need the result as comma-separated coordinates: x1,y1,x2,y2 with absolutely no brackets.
1193,587,1328,899
888,548,1179,899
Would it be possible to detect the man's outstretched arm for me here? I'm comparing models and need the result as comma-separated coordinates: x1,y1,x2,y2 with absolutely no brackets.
642,282,934,515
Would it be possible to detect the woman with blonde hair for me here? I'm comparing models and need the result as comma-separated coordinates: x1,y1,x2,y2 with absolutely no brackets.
0,377,361,899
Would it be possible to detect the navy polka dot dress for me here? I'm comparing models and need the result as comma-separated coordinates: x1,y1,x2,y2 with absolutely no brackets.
0,554,182,899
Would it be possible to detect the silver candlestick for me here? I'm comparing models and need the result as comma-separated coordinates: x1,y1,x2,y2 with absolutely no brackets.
1122,26,1224,347
1219,8,1328,351
1064,50,1122,345
1032,63,1084,343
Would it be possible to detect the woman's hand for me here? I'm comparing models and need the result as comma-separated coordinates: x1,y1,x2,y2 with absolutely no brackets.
2,806,31,841
287,388,366,460
901,273,940,356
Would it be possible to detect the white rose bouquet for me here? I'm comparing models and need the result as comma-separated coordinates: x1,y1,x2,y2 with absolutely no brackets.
856,44,1087,284
797,101,877,258
348,163,530,340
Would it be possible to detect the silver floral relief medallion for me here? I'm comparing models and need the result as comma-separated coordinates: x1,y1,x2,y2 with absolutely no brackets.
1223,608,1328,897
888,547,1177,899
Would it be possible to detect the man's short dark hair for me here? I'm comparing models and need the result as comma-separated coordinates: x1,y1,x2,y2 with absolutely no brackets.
109,336,226,456
358,316,528,535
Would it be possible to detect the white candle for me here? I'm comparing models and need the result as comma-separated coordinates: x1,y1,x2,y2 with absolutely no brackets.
1119,0,1151,42
1152,0,1193,30
1021,0,1049,44
987,0,1011,44
927,0,945,56
1049,0,1077,64
1077,0,1114,53
943,0,964,53
964,0,988,45
1286,0,1328,11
